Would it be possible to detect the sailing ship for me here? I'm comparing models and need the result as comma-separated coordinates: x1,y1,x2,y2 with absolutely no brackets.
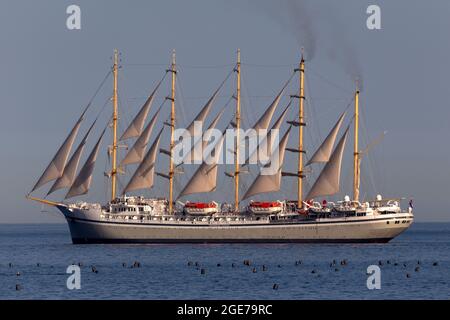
27,49,414,243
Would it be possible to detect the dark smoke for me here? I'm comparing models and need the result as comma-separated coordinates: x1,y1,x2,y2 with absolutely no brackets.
283,0,317,60
250,0,364,90
251,0,316,60
324,1,364,91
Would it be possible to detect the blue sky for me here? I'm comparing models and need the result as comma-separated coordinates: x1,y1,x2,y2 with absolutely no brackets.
1,0,449,222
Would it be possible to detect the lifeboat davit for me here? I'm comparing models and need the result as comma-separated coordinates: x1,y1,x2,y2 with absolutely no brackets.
247,201,283,215
183,201,218,215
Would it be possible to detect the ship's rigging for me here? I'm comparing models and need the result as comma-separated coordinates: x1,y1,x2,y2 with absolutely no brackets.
28,49,377,213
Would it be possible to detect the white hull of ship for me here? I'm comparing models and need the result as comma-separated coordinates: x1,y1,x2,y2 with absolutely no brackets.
57,205,413,244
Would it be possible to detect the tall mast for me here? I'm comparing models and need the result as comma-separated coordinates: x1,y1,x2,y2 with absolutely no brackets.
297,55,305,208
111,49,119,200
353,86,360,201
169,50,176,214
234,49,241,212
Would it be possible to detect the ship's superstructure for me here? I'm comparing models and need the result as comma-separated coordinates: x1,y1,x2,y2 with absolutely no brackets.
27,49,413,243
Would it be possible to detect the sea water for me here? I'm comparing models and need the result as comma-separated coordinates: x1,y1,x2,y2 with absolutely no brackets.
0,223,448,299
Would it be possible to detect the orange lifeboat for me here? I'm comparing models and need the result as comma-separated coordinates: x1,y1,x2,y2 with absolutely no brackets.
183,201,218,215
247,201,283,215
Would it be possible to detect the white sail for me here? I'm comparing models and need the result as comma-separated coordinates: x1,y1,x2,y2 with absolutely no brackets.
65,128,106,199
306,111,346,166
30,107,87,193
251,88,284,132
185,88,220,137
306,127,350,200
250,74,294,133
245,101,291,166
242,127,291,200
120,107,161,167
120,77,164,141
183,107,225,164
270,101,291,132
122,129,163,194
47,120,96,195
177,134,225,197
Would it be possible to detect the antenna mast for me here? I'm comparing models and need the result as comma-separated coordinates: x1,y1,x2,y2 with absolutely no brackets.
234,49,241,212
297,54,305,208
353,84,360,202
111,49,119,201
169,50,176,214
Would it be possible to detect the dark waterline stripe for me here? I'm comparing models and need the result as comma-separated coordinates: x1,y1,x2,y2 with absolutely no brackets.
71,237,393,244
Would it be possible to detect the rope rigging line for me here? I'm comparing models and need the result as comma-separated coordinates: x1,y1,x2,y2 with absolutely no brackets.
116,91,130,142
124,60,299,70
312,95,354,119
92,59,372,205
307,65,353,95
122,63,170,67
174,71,188,129
213,64,235,88
239,71,255,130
239,66,296,131
123,63,234,70
116,70,133,137
95,95,113,121
176,63,236,125
119,69,170,132
359,99,379,196
125,91,319,102
238,75,297,203
219,95,235,114
119,104,166,193
241,62,297,68
103,154,111,203
303,72,322,169
177,63,235,69
86,69,113,111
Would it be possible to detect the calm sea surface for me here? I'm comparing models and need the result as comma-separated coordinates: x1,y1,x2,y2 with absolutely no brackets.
0,222,449,300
